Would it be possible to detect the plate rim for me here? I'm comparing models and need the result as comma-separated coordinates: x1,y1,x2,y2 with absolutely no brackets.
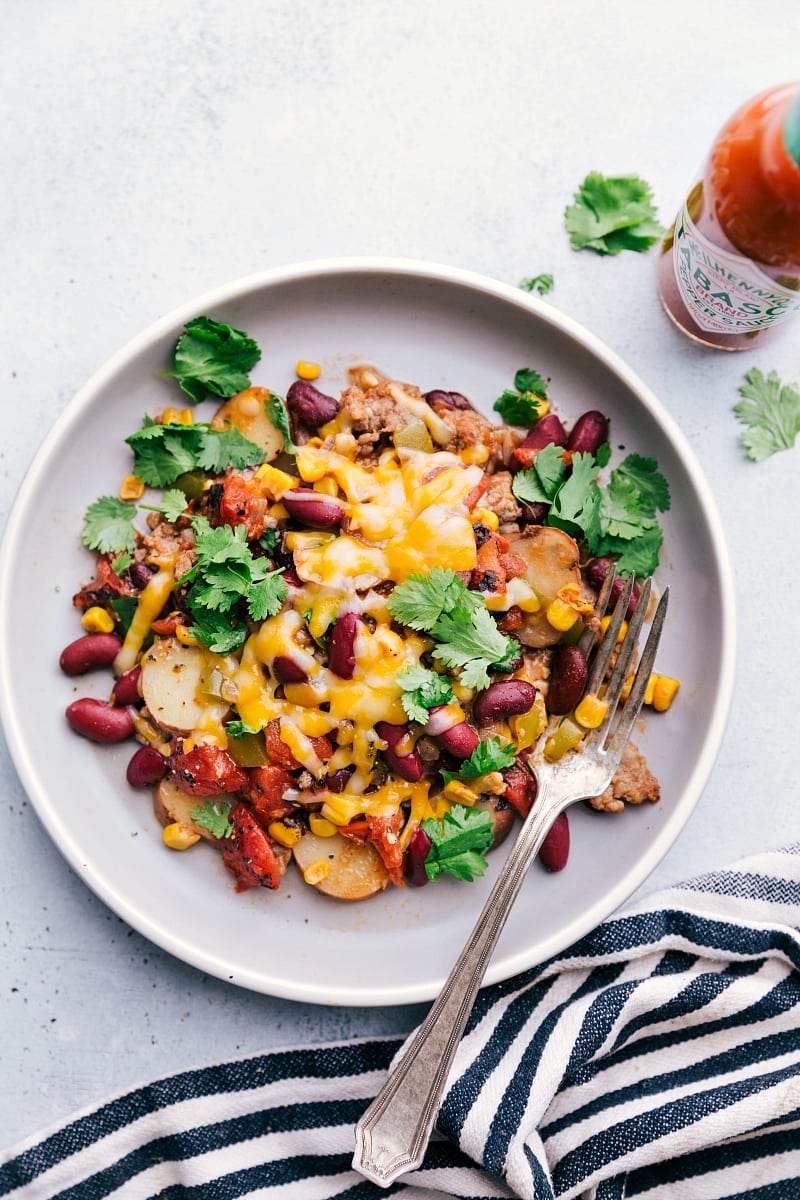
0,255,737,1005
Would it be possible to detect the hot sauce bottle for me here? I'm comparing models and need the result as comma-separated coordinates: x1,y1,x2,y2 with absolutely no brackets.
658,82,800,349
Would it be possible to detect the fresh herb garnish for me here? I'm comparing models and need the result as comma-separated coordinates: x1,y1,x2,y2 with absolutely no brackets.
109,595,139,633
734,367,800,461
81,496,138,554
565,172,663,256
421,804,494,882
440,737,516,786
110,549,132,575
512,445,669,576
264,391,297,455
494,366,550,428
190,800,234,839
225,718,265,739
164,316,261,403
397,665,455,724
388,567,518,690
125,418,264,488
520,274,554,296
258,528,281,553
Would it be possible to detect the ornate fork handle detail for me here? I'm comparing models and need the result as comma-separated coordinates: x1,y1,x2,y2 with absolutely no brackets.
352,775,568,1186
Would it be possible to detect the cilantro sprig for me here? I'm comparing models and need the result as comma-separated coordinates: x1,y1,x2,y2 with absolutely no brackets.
190,800,234,839
565,172,663,256
519,274,554,296
81,496,139,555
494,366,550,428
126,418,264,488
512,444,669,577
397,665,455,724
163,316,261,403
734,367,800,461
440,737,516,787
421,804,494,882
388,568,518,691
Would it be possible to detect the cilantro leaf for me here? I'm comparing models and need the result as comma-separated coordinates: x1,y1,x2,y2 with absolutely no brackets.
548,452,602,543
125,420,263,488
81,496,138,554
155,488,189,523
421,804,494,882
110,550,132,575
164,316,261,403
519,274,554,296
565,172,663,256
441,736,516,785
258,528,280,553
493,368,549,427
514,368,548,398
593,524,664,578
387,566,474,631
187,604,247,653
190,800,234,839
192,519,252,569
225,719,265,739
397,665,455,724
613,455,670,518
264,391,297,455
512,443,567,506
734,367,800,461
432,604,518,692
247,571,288,621
109,595,138,633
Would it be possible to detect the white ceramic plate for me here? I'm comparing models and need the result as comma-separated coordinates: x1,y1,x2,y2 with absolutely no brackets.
0,258,735,1006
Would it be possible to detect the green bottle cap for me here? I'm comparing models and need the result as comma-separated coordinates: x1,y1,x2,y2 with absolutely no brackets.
784,85,800,165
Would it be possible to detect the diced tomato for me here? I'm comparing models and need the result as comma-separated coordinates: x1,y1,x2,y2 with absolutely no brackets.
502,761,538,819
464,474,490,511
341,812,405,887
214,476,269,540
500,552,527,580
242,764,295,823
263,719,333,770
150,612,185,636
222,803,284,891
169,744,248,796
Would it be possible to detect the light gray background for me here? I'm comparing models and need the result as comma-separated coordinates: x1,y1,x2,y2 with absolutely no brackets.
1,0,798,1148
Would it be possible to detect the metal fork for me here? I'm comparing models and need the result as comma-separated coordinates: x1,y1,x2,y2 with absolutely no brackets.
353,575,669,1188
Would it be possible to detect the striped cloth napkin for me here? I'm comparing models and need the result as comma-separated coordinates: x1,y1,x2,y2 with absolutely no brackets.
2,844,799,1200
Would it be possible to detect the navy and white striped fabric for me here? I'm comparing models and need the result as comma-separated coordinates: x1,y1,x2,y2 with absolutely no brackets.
3,844,800,1200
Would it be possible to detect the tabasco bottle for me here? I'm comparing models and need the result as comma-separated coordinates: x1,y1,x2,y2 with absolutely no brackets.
658,82,800,349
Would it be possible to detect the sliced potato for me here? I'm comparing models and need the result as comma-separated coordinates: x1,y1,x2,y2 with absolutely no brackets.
212,386,283,461
140,637,229,734
511,526,582,647
154,777,233,843
293,831,389,901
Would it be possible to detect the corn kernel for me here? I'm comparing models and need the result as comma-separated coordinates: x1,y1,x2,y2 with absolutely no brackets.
296,360,321,381
178,407,194,425
652,675,680,712
81,605,115,634
574,693,608,729
443,780,478,806
163,823,201,850
309,814,338,837
175,624,199,646
303,859,332,885
460,444,490,465
644,674,657,705
471,507,499,532
620,674,634,701
181,737,196,753
313,476,340,497
599,615,628,643
546,597,579,633
119,474,145,502
161,407,182,425
268,820,303,848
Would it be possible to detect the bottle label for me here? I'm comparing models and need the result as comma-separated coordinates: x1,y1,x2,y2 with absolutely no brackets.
672,203,800,334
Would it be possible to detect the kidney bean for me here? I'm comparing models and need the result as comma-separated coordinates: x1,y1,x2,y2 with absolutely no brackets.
65,698,135,743
519,501,550,525
129,561,155,590
328,612,361,679
272,655,309,684
282,489,345,529
59,633,122,676
126,744,168,788
511,413,568,471
375,721,423,782
546,644,588,715
538,811,570,872
286,380,340,427
585,558,641,620
473,680,537,727
436,721,479,760
566,410,609,457
326,766,355,794
423,389,474,411
404,826,432,887
111,666,141,707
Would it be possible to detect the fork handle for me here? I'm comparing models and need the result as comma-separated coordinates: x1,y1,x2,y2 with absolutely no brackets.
352,779,564,1187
